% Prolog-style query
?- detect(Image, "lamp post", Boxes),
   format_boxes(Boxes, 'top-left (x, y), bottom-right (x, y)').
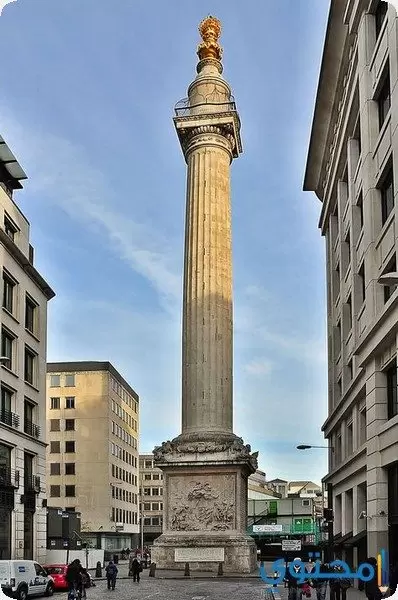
top-left (297, 444), bottom-right (334, 562)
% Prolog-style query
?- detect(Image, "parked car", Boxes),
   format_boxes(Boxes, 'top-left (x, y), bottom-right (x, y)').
top-left (43, 565), bottom-right (93, 591)
top-left (0, 560), bottom-right (54, 599)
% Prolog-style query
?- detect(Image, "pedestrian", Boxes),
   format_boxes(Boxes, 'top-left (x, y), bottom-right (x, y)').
top-left (130, 555), bottom-right (142, 583)
top-left (329, 564), bottom-right (350, 600)
top-left (364, 558), bottom-right (382, 600)
top-left (310, 561), bottom-right (329, 600)
top-left (285, 558), bottom-right (306, 600)
top-left (105, 560), bottom-right (118, 591)
top-left (66, 559), bottom-right (83, 600)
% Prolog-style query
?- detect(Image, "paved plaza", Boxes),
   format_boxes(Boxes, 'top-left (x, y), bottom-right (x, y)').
top-left (78, 575), bottom-right (367, 600)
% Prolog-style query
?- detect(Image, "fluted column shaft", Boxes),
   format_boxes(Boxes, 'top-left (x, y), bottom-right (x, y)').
top-left (181, 129), bottom-right (233, 435)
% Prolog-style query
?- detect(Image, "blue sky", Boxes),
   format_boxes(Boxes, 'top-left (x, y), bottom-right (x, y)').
top-left (0, 0), bottom-right (331, 482)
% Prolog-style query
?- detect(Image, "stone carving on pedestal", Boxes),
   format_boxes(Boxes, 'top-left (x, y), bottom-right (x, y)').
top-left (169, 480), bottom-right (235, 532)
top-left (153, 437), bottom-right (258, 471)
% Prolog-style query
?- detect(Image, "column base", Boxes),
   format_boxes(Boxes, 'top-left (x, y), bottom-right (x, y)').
top-left (151, 532), bottom-right (258, 573)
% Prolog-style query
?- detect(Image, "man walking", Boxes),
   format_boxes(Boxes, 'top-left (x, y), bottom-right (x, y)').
top-left (105, 560), bottom-right (118, 590)
top-left (130, 555), bottom-right (142, 583)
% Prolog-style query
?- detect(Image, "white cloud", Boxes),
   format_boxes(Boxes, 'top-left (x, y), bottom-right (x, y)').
top-left (244, 358), bottom-right (274, 376)
top-left (0, 108), bottom-right (181, 312)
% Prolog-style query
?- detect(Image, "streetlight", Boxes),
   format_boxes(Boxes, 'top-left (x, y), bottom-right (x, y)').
top-left (296, 444), bottom-right (334, 562)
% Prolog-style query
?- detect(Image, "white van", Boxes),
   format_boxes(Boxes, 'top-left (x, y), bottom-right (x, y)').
top-left (0, 561), bottom-right (54, 600)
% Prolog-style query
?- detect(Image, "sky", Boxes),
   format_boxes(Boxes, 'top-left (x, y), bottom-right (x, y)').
top-left (0, 0), bottom-right (331, 483)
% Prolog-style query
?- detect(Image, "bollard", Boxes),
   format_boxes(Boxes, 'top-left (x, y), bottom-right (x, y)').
top-left (217, 562), bottom-right (223, 577)
top-left (95, 561), bottom-right (102, 578)
top-left (184, 562), bottom-right (190, 577)
top-left (149, 562), bottom-right (156, 578)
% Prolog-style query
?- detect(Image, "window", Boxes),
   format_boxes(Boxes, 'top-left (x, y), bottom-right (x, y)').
top-left (152, 502), bottom-right (159, 511)
top-left (383, 256), bottom-right (397, 303)
top-left (50, 419), bottom-right (60, 432)
top-left (50, 485), bottom-right (60, 497)
top-left (345, 231), bottom-right (351, 273)
top-left (386, 359), bottom-right (398, 419)
top-left (358, 263), bottom-right (366, 304)
top-left (359, 408), bottom-right (367, 446)
top-left (143, 518), bottom-right (151, 526)
top-left (357, 192), bottom-right (364, 231)
top-left (25, 296), bottom-right (37, 335)
top-left (378, 68), bottom-right (391, 129)
top-left (380, 168), bottom-right (394, 225)
top-left (50, 441), bottom-right (60, 454)
top-left (144, 460), bottom-right (152, 469)
top-left (1, 328), bottom-right (14, 370)
top-left (152, 488), bottom-right (159, 496)
top-left (375, 1), bottom-right (388, 39)
top-left (50, 375), bottom-right (60, 387)
top-left (50, 397), bottom-right (60, 410)
top-left (302, 499), bottom-right (310, 507)
top-left (65, 485), bottom-right (75, 497)
top-left (1, 386), bottom-right (12, 414)
top-left (65, 463), bottom-right (75, 475)
top-left (346, 421), bottom-right (353, 457)
top-left (2, 272), bottom-right (15, 314)
top-left (151, 517), bottom-right (160, 526)
top-left (65, 419), bottom-right (75, 431)
top-left (143, 488), bottom-right (150, 496)
top-left (336, 434), bottom-right (342, 464)
top-left (24, 346), bottom-right (36, 386)
top-left (144, 474), bottom-right (151, 480)
top-left (65, 441), bottom-right (75, 453)
top-left (65, 374), bottom-right (75, 387)
top-left (65, 397), bottom-right (75, 409)
top-left (153, 474), bottom-right (160, 480)
top-left (24, 400), bottom-right (38, 438)
top-left (346, 295), bottom-right (352, 332)
top-left (4, 215), bottom-right (17, 241)
top-left (144, 502), bottom-right (151, 511)
top-left (50, 463), bottom-right (60, 476)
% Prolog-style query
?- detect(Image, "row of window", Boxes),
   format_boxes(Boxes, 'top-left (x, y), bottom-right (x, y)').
top-left (110, 442), bottom-right (137, 468)
top-left (332, 405), bottom-right (366, 468)
top-left (110, 506), bottom-right (137, 525)
top-left (111, 421), bottom-right (137, 449)
top-left (50, 396), bottom-right (75, 410)
top-left (49, 374), bottom-right (75, 388)
top-left (110, 376), bottom-right (137, 413)
top-left (50, 462), bottom-right (75, 476)
top-left (50, 418), bottom-right (75, 432)
top-left (143, 472), bottom-right (162, 481)
top-left (3, 270), bottom-right (39, 338)
top-left (1, 327), bottom-right (39, 387)
top-left (111, 400), bottom-right (138, 432)
top-left (1, 385), bottom-right (39, 437)
top-left (143, 487), bottom-right (163, 497)
top-left (50, 485), bottom-right (75, 497)
top-left (50, 441), bottom-right (75, 454)
top-left (140, 459), bottom-right (155, 470)
top-left (111, 486), bottom-right (138, 504)
top-left (111, 463), bottom-right (137, 486)
top-left (142, 502), bottom-right (163, 512)
top-left (143, 516), bottom-right (162, 527)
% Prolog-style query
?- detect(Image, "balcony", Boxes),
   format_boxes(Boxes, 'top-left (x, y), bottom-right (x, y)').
top-left (24, 420), bottom-right (40, 439)
top-left (174, 97), bottom-right (237, 118)
top-left (0, 409), bottom-right (20, 429)
top-left (24, 474), bottom-right (41, 493)
top-left (0, 467), bottom-right (20, 488)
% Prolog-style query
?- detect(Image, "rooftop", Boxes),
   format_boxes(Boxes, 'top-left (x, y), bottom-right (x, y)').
top-left (0, 134), bottom-right (27, 190)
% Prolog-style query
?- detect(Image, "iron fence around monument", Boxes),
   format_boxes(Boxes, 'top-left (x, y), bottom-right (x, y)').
top-left (174, 97), bottom-right (237, 117)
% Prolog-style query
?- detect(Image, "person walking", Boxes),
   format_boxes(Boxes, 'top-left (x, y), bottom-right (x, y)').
top-left (105, 560), bottom-right (118, 590)
top-left (130, 555), bottom-right (142, 583)
top-left (364, 558), bottom-right (383, 600)
top-left (329, 564), bottom-right (350, 600)
top-left (66, 559), bottom-right (83, 600)
top-left (285, 558), bottom-right (306, 600)
top-left (310, 561), bottom-right (330, 600)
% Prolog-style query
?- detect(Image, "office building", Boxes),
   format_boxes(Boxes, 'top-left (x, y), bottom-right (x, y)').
top-left (304, 0), bottom-right (398, 566)
top-left (0, 135), bottom-right (55, 561)
top-left (139, 454), bottom-right (163, 546)
top-left (46, 361), bottom-right (140, 551)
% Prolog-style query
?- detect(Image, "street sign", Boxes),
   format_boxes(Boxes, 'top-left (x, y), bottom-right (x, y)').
top-left (282, 540), bottom-right (302, 551)
top-left (253, 524), bottom-right (283, 533)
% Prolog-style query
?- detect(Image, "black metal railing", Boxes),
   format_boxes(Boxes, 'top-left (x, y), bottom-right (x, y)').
top-left (24, 475), bottom-right (40, 493)
top-left (24, 420), bottom-right (40, 439)
top-left (0, 467), bottom-right (20, 488)
top-left (0, 409), bottom-right (20, 429)
top-left (174, 96), bottom-right (237, 117)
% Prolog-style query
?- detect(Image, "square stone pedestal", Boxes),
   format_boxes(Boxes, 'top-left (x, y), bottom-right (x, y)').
top-left (151, 435), bottom-right (258, 574)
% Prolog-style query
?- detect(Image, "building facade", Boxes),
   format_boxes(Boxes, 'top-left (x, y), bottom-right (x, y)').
top-left (139, 454), bottom-right (163, 546)
top-left (304, 0), bottom-right (398, 566)
top-left (0, 135), bottom-right (55, 561)
top-left (46, 362), bottom-right (140, 551)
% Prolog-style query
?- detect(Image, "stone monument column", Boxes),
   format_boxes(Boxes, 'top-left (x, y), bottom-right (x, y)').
top-left (151, 16), bottom-right (258, 574)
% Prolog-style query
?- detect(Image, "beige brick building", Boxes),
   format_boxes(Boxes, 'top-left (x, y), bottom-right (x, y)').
top-left (139, 454), bottom-right (163, 546)
top-left (46, 362), bottom-right (140, 551)
top-left (304, 0), bottom-right (398, 566)
top-left (0, 135), bottom-right (55, 562)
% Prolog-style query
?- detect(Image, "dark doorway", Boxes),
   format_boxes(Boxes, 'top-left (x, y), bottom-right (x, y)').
top-left (24, 510), bottom-right (34, 559)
